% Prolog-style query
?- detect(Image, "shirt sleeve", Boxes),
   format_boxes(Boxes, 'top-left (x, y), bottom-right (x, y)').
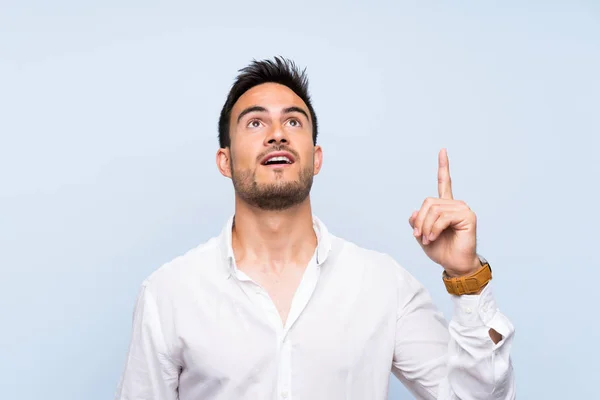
top-left (391, 267), bottom-right (516, 400)
top-left (114, 283), bottom-right (180, 400)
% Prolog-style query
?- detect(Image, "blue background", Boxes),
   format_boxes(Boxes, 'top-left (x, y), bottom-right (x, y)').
top-left (1, 1), bottom-right (599, 399)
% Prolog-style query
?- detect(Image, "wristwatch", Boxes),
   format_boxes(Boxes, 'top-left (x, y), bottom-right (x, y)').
top-left (442, 255), bottom-right (492, 296)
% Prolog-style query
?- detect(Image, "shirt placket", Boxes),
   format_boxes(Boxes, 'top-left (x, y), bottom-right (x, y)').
top-left (277, 259), bottom-right (321, 400)
top-left (233, 257), bottom-right (321, 400)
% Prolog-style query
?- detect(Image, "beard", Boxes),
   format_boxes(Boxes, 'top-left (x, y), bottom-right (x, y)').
top-left (231, 160), bottom-right (314, 211)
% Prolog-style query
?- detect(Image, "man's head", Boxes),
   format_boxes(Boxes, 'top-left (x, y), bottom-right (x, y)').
top-left (216, 57), bottom-right (323, 211)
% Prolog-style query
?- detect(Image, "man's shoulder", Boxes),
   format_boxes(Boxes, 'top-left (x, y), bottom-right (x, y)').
top-left (331, 235), bottom-right (425, 296)
top-left (141, 234), bottom-right (224, 294)
top-left (333, 235), bottom-right (411, 277)
top-left (334, 236), bottom-right (391, 262)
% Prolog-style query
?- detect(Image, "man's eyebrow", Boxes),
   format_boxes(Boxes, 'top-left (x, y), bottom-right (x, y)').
top-left (236, 105), bottom-right (311, 124)
top-left (283, 106), bottom-right (310, 122)
top-left (236, 106), bottom-right (268, 124)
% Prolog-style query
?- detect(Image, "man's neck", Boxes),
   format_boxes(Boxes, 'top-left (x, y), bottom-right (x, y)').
top-left (231, 198), bottom-right (317, 271)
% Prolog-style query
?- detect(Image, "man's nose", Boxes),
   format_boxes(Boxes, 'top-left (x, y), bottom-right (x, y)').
top-left (266, 124), bottom-right (289, 145)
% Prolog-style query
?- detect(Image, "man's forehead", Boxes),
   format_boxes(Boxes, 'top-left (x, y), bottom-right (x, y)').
top-left (232, 83), bottom-right (308, 114)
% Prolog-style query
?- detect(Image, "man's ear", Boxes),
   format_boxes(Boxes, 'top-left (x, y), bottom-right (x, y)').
top-left (313, 145), bottom-right (323, 176)
top-left (216, 147), bottom-right (232, 178)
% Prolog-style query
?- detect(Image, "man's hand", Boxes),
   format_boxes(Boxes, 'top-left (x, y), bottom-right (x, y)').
top-left (408, 149), bottom-right (480, 277)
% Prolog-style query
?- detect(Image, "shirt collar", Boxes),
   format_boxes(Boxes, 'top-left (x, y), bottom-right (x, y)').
top-left (218, 215), bottom-right (332, 278)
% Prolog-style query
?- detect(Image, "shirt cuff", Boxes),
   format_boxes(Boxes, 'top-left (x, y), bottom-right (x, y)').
top-left (451, 283), bottom-right (498, 327)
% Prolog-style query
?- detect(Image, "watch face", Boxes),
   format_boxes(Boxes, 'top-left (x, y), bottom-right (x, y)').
top-left (477, 255), bottom-right (491, 273)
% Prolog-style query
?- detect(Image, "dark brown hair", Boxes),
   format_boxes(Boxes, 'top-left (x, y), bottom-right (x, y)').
top-left (218, 56), bottom-right (318, 148)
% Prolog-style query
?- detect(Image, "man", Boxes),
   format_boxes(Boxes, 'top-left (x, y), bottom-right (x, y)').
top-left (115, 57), bottom-right (515, 399)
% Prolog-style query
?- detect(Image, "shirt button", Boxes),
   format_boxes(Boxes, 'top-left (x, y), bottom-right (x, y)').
top-left (465, 307), bottom-right (473, 314)
top-left (281, 390), bottom-right (289, 399)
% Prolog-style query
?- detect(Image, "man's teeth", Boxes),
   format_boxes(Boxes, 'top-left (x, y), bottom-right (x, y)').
top-left (266, 156), bottom-right (291, 163)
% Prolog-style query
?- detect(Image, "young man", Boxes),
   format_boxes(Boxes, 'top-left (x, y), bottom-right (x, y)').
top-left (115, 57), bottom-right (515, 399)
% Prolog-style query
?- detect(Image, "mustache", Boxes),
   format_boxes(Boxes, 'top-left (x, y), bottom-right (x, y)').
top-left (256, 145), bottom-right (300, 163)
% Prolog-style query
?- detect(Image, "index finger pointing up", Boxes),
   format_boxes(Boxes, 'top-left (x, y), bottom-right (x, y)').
top-left (438, 148), bottom-right (453, 199)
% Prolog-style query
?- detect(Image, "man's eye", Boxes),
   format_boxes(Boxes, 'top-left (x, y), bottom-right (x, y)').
top-left (248, 120), bottom-right (262, 128)
top-left (286, 119), bottom-right (301, 127)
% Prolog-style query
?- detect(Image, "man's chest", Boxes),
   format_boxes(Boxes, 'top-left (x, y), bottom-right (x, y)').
top-left (237, 264), bottom-right (307, 325)
top-left (259, 278), bottom-right (306, 326)
top-left (170, 269), bottom-right (398, 383)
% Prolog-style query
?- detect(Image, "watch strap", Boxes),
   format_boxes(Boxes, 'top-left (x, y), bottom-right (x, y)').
top-left (443, 258), bottom-right (492, 296)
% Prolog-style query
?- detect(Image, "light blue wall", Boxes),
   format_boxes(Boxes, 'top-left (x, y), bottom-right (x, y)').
top-left (1, 1), bottom-right (598, 399)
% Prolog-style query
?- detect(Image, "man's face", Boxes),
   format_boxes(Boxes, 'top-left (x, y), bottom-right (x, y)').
top-left (217, 83), bottom-right (322, 210)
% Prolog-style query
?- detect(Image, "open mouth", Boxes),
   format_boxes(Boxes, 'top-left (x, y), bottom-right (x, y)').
top-left (261, 152), bottom-right (295, 166)
top-left (263, 156), bottom-right (292, 165)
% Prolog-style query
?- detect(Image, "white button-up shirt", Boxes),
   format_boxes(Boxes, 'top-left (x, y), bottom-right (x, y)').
top-left (115, 216), bottom-right (515, 400)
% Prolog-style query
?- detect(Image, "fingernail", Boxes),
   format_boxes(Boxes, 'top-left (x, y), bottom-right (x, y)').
top-left (422, 237), bottom-right (429, 245)
top-left (413, 228), bottom-right (419, 236)
top-left (428, 233), bottom-right (435, 241)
